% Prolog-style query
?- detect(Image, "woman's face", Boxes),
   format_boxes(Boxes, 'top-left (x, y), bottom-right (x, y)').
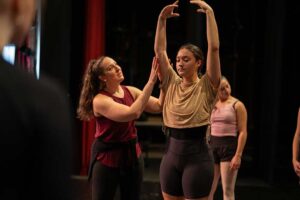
top-left (218, 79), bottom-right (231, 101)
top-left (176, 48), bottom-right (200, 78)
top-left (99, 57), bottom-right (124, 84)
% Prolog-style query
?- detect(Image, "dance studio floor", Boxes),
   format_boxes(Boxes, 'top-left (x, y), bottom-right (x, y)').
top-left (71, 157), bottom-right (300, 200)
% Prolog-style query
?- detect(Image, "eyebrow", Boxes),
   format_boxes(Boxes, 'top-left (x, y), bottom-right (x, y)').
top-left (176, 56), bottom-right (189, 60)
top-left (107, 62), bottom-right (117, 67)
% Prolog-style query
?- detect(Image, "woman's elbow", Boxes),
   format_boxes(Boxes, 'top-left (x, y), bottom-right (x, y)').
top-left (133, 111), bottom-right (143, 120)
top-left (153, 102), bottom-right (164, 113)
top-left (155, 50), bottom-right (165, 58)
top-left (157, 104), bottom-right (163, 113)
top-left (209, 45), bottom-right (219, 52)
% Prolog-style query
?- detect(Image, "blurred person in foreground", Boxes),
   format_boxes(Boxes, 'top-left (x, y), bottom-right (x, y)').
top-left (0, 0), bottom-right (73, 199)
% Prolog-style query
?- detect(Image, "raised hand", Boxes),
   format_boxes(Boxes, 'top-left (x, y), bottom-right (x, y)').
top-left (159, 0), bottom-right (180, 20)
top-left (148, 57), bottom-right (159, 84)
top-left (190, 0), bottom-right (213, 13)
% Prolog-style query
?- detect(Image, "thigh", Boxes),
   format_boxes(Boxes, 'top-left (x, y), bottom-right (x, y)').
top-left (119, 157), bottom-right (144, 200)
top-left (211, 146), bottom-right (221, 164)
top-left (92, 161), bottom-right (119, 200)
top-left (182, 154), bottom-right (214, 199)
top-left (220, 162), bottom-right (238, 190)
top-left (160, 152), bottom-right (183, 197)
top-left (210, 136), bottom-right (237, 163)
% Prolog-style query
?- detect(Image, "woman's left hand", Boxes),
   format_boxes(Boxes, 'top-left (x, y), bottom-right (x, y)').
top-left (230, 155), bottom-right (241, 170)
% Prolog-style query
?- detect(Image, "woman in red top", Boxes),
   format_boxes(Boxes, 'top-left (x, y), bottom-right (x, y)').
top-left (77, 56), bottom-right (163, 200)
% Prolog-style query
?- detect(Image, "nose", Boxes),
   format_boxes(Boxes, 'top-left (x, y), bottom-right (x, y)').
top-left (177, 59), bottom-right (183, 66)
top-left (177, 62), bottom-right (183, 68)
top-left (114, 64), bottom-right (121, 71)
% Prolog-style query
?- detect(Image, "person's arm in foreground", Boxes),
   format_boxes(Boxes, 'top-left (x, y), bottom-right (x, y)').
top-left (292, 108), bottom-right (300, 177)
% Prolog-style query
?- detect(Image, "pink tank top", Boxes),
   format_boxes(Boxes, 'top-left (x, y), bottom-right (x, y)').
top-left (210, 101), bottom-right (238, 137)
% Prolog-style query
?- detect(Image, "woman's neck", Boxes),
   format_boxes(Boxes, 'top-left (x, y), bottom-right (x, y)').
top-left (219, 95), bottom-right (232, 103)
top-left (105, 84), bottom-right (122, 96)
top-left (181, 76), bottom-right (199, 87)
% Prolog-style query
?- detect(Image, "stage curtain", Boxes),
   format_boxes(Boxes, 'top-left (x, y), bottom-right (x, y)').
top-left (80, 0), bottom-right (105, 175)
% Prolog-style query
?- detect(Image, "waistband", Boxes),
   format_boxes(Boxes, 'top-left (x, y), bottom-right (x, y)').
top-left (166, 125), bottom-right (208, 140)
top-left (88, 138), bottom-right (138, 181)
top-left (209, 135), bottom-right (237, 147)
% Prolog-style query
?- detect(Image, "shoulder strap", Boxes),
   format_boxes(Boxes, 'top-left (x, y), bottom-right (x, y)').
top-left (122, 85), bottom-right (135, 102)
top-left (232, 100), bottom-right (239, 109)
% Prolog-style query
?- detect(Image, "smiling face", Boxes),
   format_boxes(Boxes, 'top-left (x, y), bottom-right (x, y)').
top-left (218, 78), bottom-right (231, 102)
top-left (176, 48), bottom-right (200, 78)
top-left (99, 57), bottom-right (124, 84)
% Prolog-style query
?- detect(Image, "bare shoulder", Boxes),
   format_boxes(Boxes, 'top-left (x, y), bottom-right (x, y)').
top-left (126, 85), bottom-right (142, 99)
top-left (228, 96), bottom-right (239, 105)
top-left (93, 93), bottom-right (112, 106)
top-left (235, 100), bottom-right (247, 113)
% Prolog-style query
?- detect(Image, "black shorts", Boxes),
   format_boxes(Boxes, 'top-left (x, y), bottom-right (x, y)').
top-left (209, 136), bottom-right (237, 164)
top-left (91, 157), bottom-right (144, 200)
top-left (160, 127), bottom-right (214, 199)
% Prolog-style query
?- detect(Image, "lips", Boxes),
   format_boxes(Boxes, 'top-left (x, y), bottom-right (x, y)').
top-left (177, 68), bottom-right (184, 73)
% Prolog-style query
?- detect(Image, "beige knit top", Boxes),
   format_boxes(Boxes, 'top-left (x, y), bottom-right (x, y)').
top-left (161, 67), bottom-right (217, 128)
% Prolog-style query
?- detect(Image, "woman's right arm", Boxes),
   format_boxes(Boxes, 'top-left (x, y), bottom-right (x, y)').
top-left (292, 108), bottom-right (300, 177)
top-left (154, 1), bottom-right (179, 82)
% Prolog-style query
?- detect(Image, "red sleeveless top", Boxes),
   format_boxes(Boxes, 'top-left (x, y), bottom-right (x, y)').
top-left (95, 86), bottom-right (142, 167)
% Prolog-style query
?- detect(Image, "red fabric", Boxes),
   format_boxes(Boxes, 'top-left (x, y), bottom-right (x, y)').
top-left (80, 0), bottom-right (105, 175)
top-left (95, 86), bottom-right (141, 167)
top-left (96, 86), bottom-right (136, 141)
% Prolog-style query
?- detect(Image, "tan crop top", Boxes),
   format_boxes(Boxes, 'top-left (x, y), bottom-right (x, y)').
top-left (161, 67), bottom-right (217, 128)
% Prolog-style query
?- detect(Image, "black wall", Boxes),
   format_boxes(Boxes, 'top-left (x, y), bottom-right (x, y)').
top-left (104, 0), bottom-right (300, 185)
top-left (43, 0), bottom-right (300, 183)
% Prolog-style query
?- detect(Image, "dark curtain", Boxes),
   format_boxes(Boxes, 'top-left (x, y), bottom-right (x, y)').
top-left (40, 0), bottom-right (71, 91)
top-left (80, 0), bottom-right (105, 175)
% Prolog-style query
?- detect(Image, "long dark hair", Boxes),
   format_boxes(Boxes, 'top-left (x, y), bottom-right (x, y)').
top-left (77, 56), bottom-right (107, 121)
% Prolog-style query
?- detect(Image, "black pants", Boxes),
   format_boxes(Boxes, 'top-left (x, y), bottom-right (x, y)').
top-left (91, 157), bottom-right (144, 200)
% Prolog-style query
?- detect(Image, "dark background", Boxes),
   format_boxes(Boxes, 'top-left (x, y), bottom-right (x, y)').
top-left (40, 0), bottom-right (300, 186)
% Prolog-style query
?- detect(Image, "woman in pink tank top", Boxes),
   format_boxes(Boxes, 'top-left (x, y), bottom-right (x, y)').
top-left (208, 77), bottom-right (248, 200)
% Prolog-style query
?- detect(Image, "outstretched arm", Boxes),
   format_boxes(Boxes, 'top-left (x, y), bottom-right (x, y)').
top-left (292, 108), bottom-right (300, 177)
top-left (143, 90), bottom-right (165, 114)
top-left (190, 0), bottom-right (221, 87)
top-left (132, 57), bottom-right (165, 114)
top-left (154, 1), bottom-right (179, 82)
